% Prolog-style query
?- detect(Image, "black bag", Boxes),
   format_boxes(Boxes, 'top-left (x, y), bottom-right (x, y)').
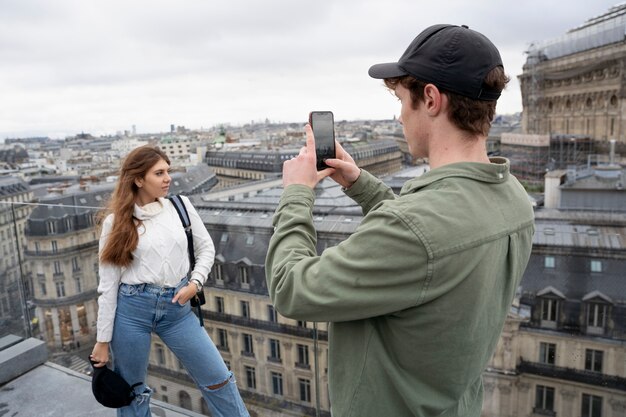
top-left (168, 194), bottom-right (206, 325)
top-left (91, 360), bottom-right (142, 408)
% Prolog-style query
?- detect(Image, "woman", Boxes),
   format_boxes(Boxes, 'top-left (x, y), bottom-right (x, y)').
top-left (90, 145), bottom-right (249, 417)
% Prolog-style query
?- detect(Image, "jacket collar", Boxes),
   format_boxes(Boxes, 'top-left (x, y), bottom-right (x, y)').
top-left (400, 157), bottom-right (511, 195)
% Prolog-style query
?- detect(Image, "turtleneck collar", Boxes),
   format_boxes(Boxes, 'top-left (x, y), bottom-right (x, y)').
top-left (133, 198), bottom-right (165, 220)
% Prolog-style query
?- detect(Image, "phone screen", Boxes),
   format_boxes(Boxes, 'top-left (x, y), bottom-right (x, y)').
top-left (309, 111), bottom-right (335, 170)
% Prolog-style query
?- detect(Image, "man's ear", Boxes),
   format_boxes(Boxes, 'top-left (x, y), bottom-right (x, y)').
top-left (423, 84), bottom-right (443, 116)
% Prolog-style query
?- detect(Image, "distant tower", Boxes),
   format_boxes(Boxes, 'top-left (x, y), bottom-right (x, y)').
top-left (170, 124), bottom-right (175, 133)
top-left (132, 125), bottom-right (136, 136)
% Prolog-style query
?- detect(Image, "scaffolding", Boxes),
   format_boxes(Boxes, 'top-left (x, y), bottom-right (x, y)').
top-left (527, 3), bottom-right (626, 60)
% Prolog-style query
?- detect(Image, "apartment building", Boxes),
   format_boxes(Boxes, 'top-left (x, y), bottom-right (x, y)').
top-left (24, 185), bottom-right (112, 349)
top-left (0, 177), bottom-right (34, 336)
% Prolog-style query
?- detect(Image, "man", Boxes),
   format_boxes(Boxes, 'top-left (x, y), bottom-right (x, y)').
top-left (265, 24), bottom-right (534, 417)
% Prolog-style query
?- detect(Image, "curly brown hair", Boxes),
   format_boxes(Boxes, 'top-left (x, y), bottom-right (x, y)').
top-left (99, 145), bottom-right (170, 267)
top-left (384, 66), bottom-right (510, 137)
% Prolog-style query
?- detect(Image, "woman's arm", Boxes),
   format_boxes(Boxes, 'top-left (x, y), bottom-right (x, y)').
top-left (95, 215), bottom-right (122, 342)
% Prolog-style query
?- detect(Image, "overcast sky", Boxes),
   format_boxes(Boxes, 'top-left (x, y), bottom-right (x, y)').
top-left (0, 0), bottom-right (621, 140)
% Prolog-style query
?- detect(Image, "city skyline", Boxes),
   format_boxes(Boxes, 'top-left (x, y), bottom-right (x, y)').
top-left (0, 0), bottom-right (619, 140)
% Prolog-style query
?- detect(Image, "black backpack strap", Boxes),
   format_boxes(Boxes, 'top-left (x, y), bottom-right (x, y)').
top-left (168, 195), bottom-right (195, 270)
top-left (168, 195), bottom-right (203, 327)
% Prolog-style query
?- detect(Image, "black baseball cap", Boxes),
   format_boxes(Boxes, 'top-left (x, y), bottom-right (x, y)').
top-left (368, 24), bottom-right (503, 101)
top-left (91, 360), bottom-right (142, 408)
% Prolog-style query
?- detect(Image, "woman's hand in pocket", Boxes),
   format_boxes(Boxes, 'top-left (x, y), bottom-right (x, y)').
top-left (172, 283), bottom-right (197, 305)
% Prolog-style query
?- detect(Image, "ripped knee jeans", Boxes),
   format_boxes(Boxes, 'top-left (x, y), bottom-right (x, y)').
top-left (111, 281), bottom-right (249, 417)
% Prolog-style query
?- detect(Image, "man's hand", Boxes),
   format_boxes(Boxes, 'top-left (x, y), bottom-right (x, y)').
top-left (282, 124), bottom-right (334, 189)
top-left (324, 140), bottom-right (361, 189)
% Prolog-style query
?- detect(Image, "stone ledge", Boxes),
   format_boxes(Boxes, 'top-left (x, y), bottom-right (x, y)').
top-left (0, 335), bottom-right (48, 384)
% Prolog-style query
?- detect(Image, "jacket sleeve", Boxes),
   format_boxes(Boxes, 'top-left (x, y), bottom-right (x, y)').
top-left (96, 215), bottom-right (121, 343)
top-left (344, 169), bottom-right (396, 215)
top-left (182, 195), bottom-right (215, 285)
top-left (265, 184), bottom-right (429, 322)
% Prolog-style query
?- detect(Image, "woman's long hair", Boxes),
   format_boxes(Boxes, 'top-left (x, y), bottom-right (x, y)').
top-left (99, 145), bottom-right (170, 266)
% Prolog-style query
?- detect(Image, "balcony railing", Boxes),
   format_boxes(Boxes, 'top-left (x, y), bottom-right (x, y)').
top-left (518, 360), bottom-right (626, 391)
top-left (203, 310), bottom-right (329, 341)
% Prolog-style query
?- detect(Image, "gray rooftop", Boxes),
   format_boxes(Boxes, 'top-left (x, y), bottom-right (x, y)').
top-left (0, 335), bottom-right (202, 417)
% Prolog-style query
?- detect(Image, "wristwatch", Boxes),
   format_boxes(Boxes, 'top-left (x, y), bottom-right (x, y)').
top-left (190, 278), bottom-right (202, 292)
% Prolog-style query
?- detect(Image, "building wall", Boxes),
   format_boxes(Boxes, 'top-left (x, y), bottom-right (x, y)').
top-left (0, 180), bottom-right (34, 335)
top-left (519, 41), bottom-right (625, 143)
top-left (26, 224), bottom-right (100, 349)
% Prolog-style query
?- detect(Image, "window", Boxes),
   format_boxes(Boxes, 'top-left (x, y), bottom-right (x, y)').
top-left (217, 329), bottom-right (229, 350)
top-left (156, 344), bottom-right (166, 365)
top-left (47, 221), bottom-right (56, 234)
top-left (53, 261), bottom-right (62, 274)
top-left (534, 385), bottom-right (555, 413)
top-left (539, 342), bottom-right (556, 365)
top-left (215, 296), bottom-right (224, 313)
top-left (239, 266), bottom-right (249, 285)
top-left (178, 391), bottom-right (192, 410)
top-left (213, 263), bottom-right (223, 282)
top-left (271, 372), bottom-right (283, 396)
top-left (35, 242), bottom-right (40, 254)
top-left (75, 277), bottom-right (81, 293)
top-left (581, 394), bottom-right (602, 417)
top-left (299, 378), bottom-right (312, 402)
top-left (297, 344), bottom-right (310, 368)
top-left (544, 256), bottom-right (555, 268)
top-left (55, 281), bottom-right (66, 297)
top-left (585, 349), bottom-right (603, 373)
top-left (269, 339), bottom-right (281, 362)
top-left (51, 241), bottom-right (58, 253)
top-left (590, 260), bottom-right (602, 273)
top-left (241, 301), bottom-right (250, 318)
top-left (39, 282), bottom-right (47, 296)
top-left (587, 303), bottom-right (607, 329)
top-left (297, 320), bottom-right (307, 328)
top-left (242, 333), bottom-right (254, 356)
top-left (71, 257), bottom-right (80, 272)
top-left (244, 366), bottom-right (256, 389)
top-left (268, 305), bottom-right (278, 323)
top-left (541, 298), bottom-right (559, 323)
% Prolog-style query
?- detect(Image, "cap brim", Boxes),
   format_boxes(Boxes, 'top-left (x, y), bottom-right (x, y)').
top-left (368, 62), bottom-right (408, 79)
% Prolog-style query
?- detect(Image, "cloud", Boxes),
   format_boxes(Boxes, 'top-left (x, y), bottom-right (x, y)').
top-left (0, 0), bottom-right (620, 138)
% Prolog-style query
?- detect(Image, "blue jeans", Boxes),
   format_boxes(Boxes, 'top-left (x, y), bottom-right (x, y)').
top-left (111, 279), bottom-right (249, 417)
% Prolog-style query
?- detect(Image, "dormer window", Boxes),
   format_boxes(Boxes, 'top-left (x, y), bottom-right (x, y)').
top-left (541, 298), bottom-right (559, 323)
top-left (587, 303), bottom-right (607, 328)
top-left (537, 286), bottom-right (566, 329)
top-left (583, 291), bottom-right (611, 335)
top-left (235, 257), bottom-right (252, 289)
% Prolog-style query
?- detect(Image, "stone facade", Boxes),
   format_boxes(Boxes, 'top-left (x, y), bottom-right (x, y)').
top-left (0, 177), bottom-right (34, 337)
top-left (519, 5), bottom-right (626, 144)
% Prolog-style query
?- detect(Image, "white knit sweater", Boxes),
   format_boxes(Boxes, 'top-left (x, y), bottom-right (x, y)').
top-left (96, 196), bottom-right (215, 342)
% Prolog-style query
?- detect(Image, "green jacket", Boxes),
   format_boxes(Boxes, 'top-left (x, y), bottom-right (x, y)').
top-left (265, 158), bottom-right (534, 417)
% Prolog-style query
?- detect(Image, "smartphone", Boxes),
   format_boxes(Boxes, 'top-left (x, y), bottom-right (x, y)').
top-left (309, 111), bottom-right (336, 170)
